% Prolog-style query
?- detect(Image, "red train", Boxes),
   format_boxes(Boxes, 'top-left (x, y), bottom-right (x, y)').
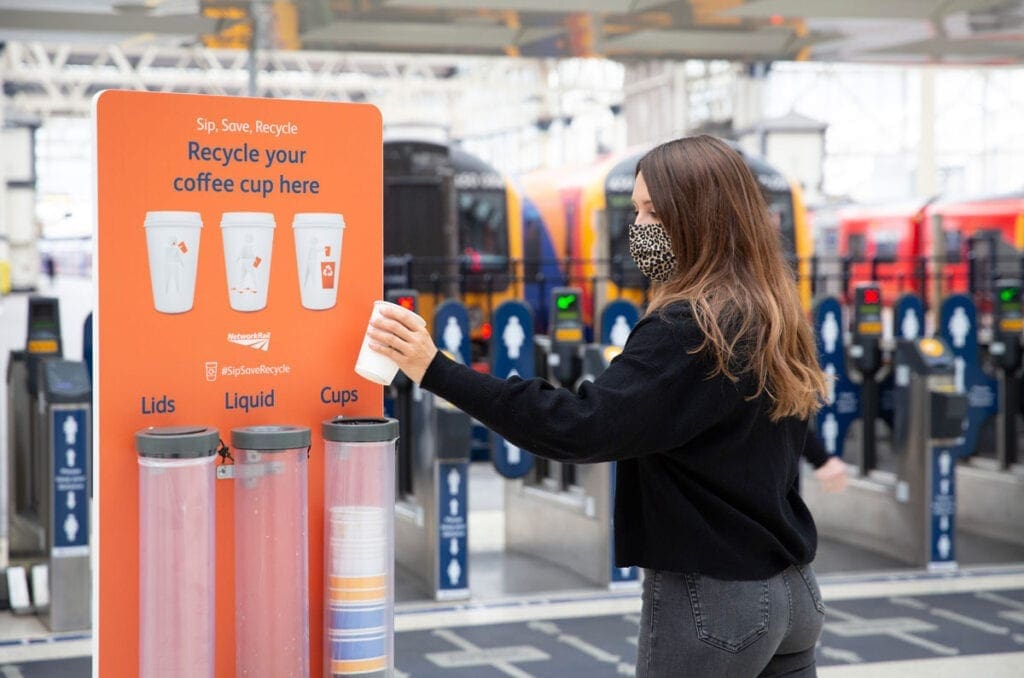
top-left (836, 192), bottom-right (1024, 307)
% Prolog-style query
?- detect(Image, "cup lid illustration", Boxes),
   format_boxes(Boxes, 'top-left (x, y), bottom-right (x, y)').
top-left (144, 211), bottom-right (203, 228)
top-left (293, 212), bottom-right (345, 229)
top-left (221, 211), bottom-right (276, 228)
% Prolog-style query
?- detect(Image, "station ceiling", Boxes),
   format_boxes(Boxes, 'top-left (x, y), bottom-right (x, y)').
top-left (1, 0), bottom-right (1024, 64)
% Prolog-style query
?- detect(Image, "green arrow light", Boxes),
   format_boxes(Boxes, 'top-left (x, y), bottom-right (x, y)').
top-left (557, 294), bottom-right (577, 311)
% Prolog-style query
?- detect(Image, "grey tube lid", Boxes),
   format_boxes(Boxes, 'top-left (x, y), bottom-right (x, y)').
top-left (136, 425), bottom-right (219, 459)
top-left (322, 417), bottom-right (398, 443)
top-left (231, 425), bottom-right (311, 451)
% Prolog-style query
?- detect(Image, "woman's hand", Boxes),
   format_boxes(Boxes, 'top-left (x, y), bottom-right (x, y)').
top-left (367, 304), bottom-right (439, 384)
top-left (813, 456), bottom-right (849, 493)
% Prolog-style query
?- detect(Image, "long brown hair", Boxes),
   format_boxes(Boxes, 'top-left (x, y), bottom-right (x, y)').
top-left (637, 135), bottom-right (825, 420)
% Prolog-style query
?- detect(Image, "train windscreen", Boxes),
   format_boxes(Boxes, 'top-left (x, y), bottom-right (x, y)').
top-left (453, 155), bottom-right (511, 292)
top-left (384, 141), bottom-right (450, 290)
top-left (385, 182), bottom-right (445, 260)
top-left (384, 181), bottom-right (447, 288)
top-left (459, 189), bottom-right (509, 266)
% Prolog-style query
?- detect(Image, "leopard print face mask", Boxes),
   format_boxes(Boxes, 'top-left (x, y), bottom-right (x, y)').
top-left (628, 222), bottom-right (678, 282)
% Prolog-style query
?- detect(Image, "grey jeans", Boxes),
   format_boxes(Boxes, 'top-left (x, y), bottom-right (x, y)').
top-left (637, 564), bottom-right (825, 677)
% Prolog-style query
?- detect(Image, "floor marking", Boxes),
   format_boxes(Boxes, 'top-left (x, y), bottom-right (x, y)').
top-left (888, 631), bottom-right (960, 656)
top-left (397, 592), bottom-right (641, 631)
top-left (559, 634), bottom-right (619, 663)
top-left (817, 651), bottom-right (1024, 677)
top-left (825, 606), bottom-right (958, 656)
top-left (820, 646), bottom-right (863, 663)
top-left (930, 608), bottom-right (1009, 635)
top-left (826, 617), bottom-right (937, 636)
top-left (528, 619), bottom-right (635, 675)
top-left (0, 639), bottom-right (91, 664)
top-left (429, 628), bottom-right (544, 677)
top-left (889, 596), bottom-right (929, 610)
top-left (976, 591), bottom-right (1024, 610)
top-left (432, 629), bottom-right (478, 651)
top-left (822, 571), bottom-right (1024, 602)
top-left (891, 595), bottom-right (1012, 635)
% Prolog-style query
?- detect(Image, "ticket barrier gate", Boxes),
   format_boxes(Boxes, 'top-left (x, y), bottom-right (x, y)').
top-left (8, 359), bottom-right (91, 629)
top-left (504, 288), bottom-right (639, 589)
top-left (7, 297), bottom-right (64, 560)
top-left (805, 337), bottom-right (967, 568)
top-left (388, 289), bottom-right (474, 600)
top-left (848, 283), bottom-right (886, 473)
top-left (394, 387), bottom-right (473, 600)
top-left (956, 280), bottom-right (1024, 546)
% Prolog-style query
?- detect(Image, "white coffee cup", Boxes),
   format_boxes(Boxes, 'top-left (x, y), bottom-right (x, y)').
top-left (143, 211), bottom-right (203, 314)
top-left (292, 212), bottom-right (345, 310)
top-left (220, 212), bottom-right (276, 312)
top-left (354, 301), bottom-right (426, 385)
top-left (330, 545), bottom-right (387, 577)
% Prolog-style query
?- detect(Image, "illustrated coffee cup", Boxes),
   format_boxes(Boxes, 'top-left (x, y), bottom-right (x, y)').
top-left (292, 212), bottom-right (345, 310)
top-left (354, 301), bottom-right (427, 385)
top-left (143, 211), bottom-right (203, 314)
top-left (220, 212), bottom-right (276, 312)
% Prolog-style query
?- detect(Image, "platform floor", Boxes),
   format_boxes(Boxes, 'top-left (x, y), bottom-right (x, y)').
top-left (3, 569), bottom-right (1024, 677)
top-left (4, 463), bottom-right (1024, 677)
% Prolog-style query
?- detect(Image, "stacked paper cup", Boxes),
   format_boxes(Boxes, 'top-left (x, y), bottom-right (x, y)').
top-left (322, 417), bottom-right (398, 678)
top-left (327, 506), bottom-right (387, 675)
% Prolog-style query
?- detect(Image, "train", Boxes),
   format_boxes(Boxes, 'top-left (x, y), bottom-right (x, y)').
top-left (383, 138), bottom-right (815, 363)
top-left (383, 139), bottom-right (561, 362)
top-left (520, 145), bottom-right (814, 331)
top-left (836, 192), bottom-right (1024, 307)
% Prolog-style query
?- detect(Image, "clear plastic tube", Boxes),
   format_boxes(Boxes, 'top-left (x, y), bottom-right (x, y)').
top-left (323, 433), bottom-right (396, 678)
top-left (138, 455), bottom-right (215, 678)
top-left (234, 445), bottom-right (310, 677)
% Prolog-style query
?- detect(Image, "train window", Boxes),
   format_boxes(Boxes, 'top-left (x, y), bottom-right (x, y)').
top-left (523, 217), bottom-right (543, 279)
top-left (606, 195), bottom-right (646, 288)
top-left (973, 228), bottom-right (1019, 280)
top-left (847, 234), bottom-right (867, 262)
top-left (764, 192), bottom-right (797, 264)
top-left (944, 230), bottom-right (961, 263)
top-left (459, 190), bottom-right (507, 255)
top-left (874, 231), bottom-right (900, 263)
top-left (458, 189), bottom-right (510, 292)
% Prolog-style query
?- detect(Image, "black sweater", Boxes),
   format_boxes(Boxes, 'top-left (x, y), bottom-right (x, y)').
top-left (420, 302), bottom-right (818, 580)
top-left (803, 426), bottom-right (831, 469)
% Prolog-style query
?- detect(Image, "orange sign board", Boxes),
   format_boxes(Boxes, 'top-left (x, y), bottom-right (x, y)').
top-left (94, 90), bottom-right (382, 677)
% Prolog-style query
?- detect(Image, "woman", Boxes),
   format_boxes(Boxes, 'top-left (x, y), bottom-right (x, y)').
top-left (369, 135), bottom-right (828, 677)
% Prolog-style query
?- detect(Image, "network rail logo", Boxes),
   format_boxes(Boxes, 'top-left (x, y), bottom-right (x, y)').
top-left (228, 331), bottom-right (271, 351)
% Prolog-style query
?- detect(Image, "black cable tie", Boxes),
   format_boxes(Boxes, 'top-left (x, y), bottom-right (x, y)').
top-left (216, 438), bottom-right (233, 465)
